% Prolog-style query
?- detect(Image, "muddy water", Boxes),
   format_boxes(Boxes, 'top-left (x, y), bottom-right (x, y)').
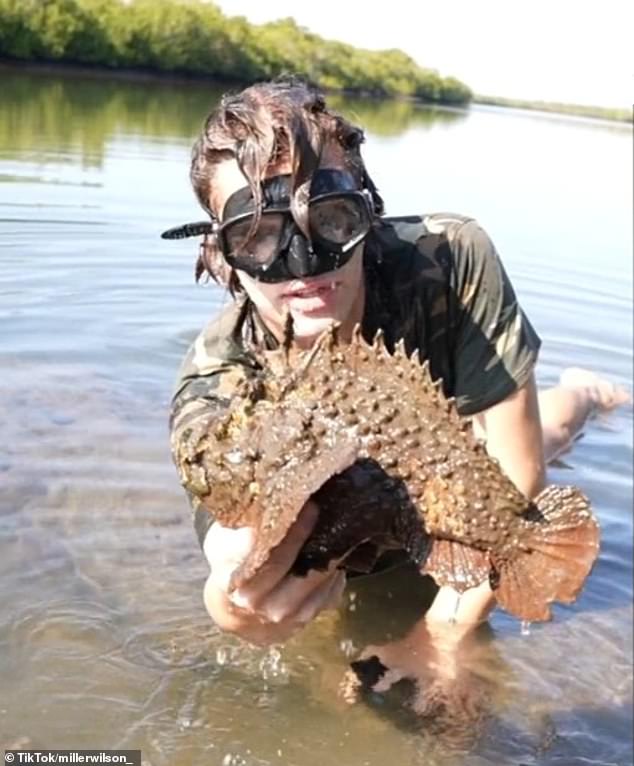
top-left (1, 67), bottom-right (632, 765)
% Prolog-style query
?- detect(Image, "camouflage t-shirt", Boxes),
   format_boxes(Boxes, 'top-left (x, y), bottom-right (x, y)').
top-left (170, 213), bottom-right (541, 548)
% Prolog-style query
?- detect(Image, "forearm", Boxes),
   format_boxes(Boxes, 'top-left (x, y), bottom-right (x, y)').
top-left (490, 439), bottom-right (546, 499)
top-left (472, 373), bottom-right (546, 499)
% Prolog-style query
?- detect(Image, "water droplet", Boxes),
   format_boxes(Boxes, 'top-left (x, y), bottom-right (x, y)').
top-left (222, 754), bottom-right (247, 766)
top-left (339, 638), bottom-right (357, 657)
top-left (448, 592), bottom-right (462, 624)
top-left (521, 620), bottom-right (532, 636)
top-left (259, 646), bottom-right (289, 682)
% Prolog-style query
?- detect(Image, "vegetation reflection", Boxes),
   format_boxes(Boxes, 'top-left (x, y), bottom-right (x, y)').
top-left (0, 69), bottom-right (467, 166)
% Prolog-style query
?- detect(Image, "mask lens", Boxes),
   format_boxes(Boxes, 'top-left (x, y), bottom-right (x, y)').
top-left (309, 196), bottom-right (369, 246)
top-left (223, 212), bottom-right (286, 265)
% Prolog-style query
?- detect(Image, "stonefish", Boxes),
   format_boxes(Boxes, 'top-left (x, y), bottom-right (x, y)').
top-left (180, 325), bottom-right (600, 621)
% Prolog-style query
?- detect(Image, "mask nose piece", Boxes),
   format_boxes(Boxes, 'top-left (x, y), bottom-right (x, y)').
top-left (285, 232), bottom-right (317, 278)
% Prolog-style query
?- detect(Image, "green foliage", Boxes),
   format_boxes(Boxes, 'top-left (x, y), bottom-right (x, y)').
top-left (0, 0), bottom-right (472, 105)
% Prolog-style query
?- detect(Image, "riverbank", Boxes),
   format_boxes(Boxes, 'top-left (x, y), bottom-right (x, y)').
top-left (0, 0), bottom-right (470, 104)
top-left (3, 58), bottom-right (629, 127)
top-left (474, 94), bottom-right (631, 124)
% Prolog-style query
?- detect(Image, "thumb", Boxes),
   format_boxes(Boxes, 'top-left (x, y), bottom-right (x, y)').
top-left (204, 523), bottom-right (255, 591)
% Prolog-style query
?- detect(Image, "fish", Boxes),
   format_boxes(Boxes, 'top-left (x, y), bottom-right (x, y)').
top-left (179, 325), bottom-right (600, 622)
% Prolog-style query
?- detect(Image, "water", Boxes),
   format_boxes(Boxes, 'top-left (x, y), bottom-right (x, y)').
top-left (1, 66), bottom-right (632, 765)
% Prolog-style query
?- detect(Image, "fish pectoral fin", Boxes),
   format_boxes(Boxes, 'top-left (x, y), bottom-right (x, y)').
top-left (420, 539), bottom-right (491, 592)
top-left (492, 485), bottom-right (599, 622)
top-left (229, 435), bottom-right (360, 591)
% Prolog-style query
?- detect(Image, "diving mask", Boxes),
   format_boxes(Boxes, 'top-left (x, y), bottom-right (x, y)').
top-left (161, 169), bottom-right (374, 283)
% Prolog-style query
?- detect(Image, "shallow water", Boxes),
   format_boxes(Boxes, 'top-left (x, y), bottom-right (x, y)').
top-left (1, 67), bottom-right (632, 765)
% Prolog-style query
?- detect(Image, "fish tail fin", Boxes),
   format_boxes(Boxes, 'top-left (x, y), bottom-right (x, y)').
top-left (492, 486), bottom-right (600, 621)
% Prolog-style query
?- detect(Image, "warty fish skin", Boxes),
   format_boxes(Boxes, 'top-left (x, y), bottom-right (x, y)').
top-left (176, 325), bottom-right (600, 622)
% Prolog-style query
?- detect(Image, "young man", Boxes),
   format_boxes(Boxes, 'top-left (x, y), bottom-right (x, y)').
top-left (164, 77), bottom-right (627, 649)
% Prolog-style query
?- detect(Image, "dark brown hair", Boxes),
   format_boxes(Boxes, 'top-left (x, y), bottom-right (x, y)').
top-left (190, 75), bottom-right (383, 291)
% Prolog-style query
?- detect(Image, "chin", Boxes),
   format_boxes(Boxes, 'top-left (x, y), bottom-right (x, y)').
top-left (289, 313), bottom-right (339, 346)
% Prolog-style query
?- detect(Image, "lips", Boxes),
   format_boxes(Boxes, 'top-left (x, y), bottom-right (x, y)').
top-left (283, 279), bottom-right (340, 316)
top-left (283, 279), bottom-right (338, 298)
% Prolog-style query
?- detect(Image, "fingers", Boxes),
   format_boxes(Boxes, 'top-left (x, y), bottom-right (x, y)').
top-left (295, 569), bottom-right (346, 623)
top-left (203, 573), bottom-right (308, 645)
top-left (228, 500), bottom-right (320, 609)
top-left (201, 499), bottom-right (344, 638)
top-left (260, 565), bottom-right (344, 623)
top-left (203, 500), bottom-right (318, 596)
top-left (204, 568), bottom-right (345, 645)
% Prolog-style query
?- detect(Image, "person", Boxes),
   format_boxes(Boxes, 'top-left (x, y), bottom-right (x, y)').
top-left (163, 76), bottom-right (629, 653)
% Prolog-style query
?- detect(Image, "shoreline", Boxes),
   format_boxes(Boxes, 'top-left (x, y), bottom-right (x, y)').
top-left (0, 57), bottom-right (468, 111)
top-left (1, 58), bottom-right (630, 124)
top-left (473, 94), bottom-right (630, 124)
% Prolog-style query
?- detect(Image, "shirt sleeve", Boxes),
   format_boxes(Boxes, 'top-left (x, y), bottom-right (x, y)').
top-left (448, 219), bottom-right (541, 416)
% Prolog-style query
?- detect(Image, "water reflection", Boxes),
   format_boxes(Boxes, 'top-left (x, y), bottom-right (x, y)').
top-left (328, 94), bottom-right (468, 136)
top-left (336, 573), bottom-right (510, 754)
top-left (0, 66), bottom-right (224, 166)
top-left (0, 65), bottom-right (467, 168)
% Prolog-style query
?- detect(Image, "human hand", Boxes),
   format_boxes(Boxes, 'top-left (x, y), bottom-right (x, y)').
top-left (202, 500), bottom-right (346, 644)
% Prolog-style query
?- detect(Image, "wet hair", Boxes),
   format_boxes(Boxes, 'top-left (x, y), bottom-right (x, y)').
top-left (190, 75), bottom-right (384, 291)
